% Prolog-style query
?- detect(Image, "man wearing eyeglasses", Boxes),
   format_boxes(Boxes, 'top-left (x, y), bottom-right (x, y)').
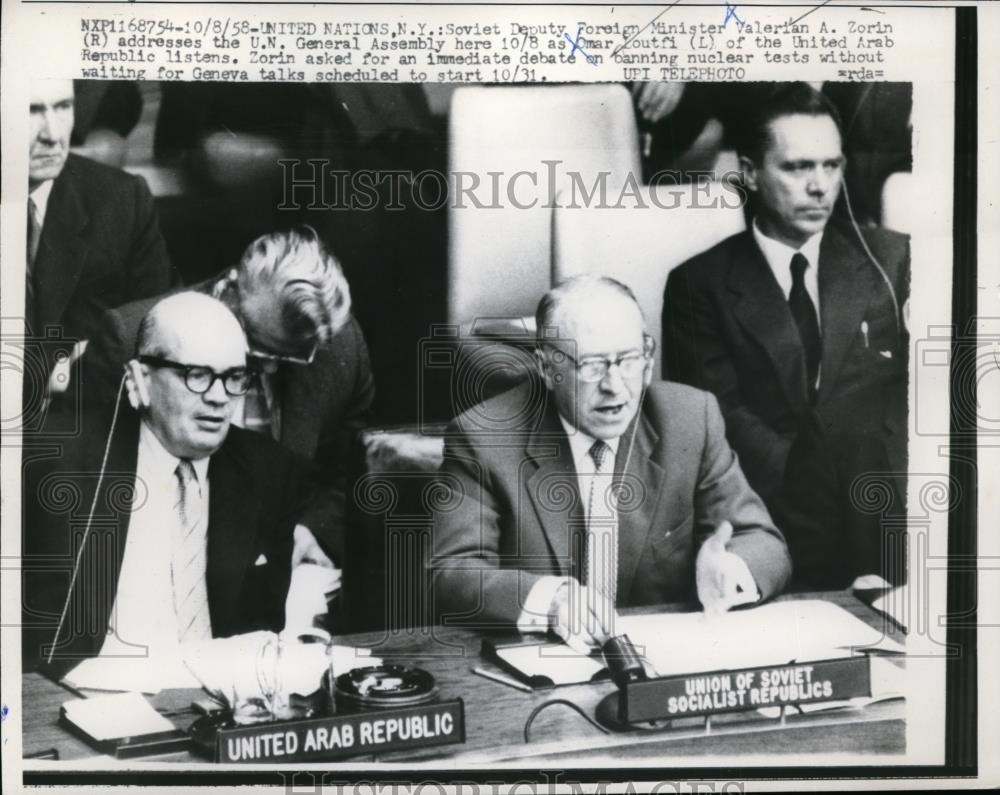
top-left (23, 293), bottom-right (301, 676)
top-left (431, 276), bottom-right (790, 653)
top-left (75, 227), bottom-right (373, 587)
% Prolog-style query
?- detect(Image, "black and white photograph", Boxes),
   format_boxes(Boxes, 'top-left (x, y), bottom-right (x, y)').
top-left (1, 1), bottom-right (994, 790)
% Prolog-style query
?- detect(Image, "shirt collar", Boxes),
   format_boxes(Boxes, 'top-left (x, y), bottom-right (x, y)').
top-left (752, 218), bottom-right (823, 273)
top-left (29, 179), bottom-right (55, 225)
top-left (557, 413), bottom-right (620, 468)
top-left (138, 420), bottom-right (211, 485)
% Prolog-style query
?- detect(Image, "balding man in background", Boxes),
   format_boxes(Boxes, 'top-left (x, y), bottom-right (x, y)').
top-left (25, 79), bottom-right (176, 409)
top-left (23, 294), bottom-right (301, 677)
top-left (432, 276), bottom-right (790, 653)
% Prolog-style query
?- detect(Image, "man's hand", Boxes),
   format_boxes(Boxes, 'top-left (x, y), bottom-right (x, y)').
top-left (291, 524), bottom-right (335, 569)
top-left (632, 82), bottom-right (685, 125)
top-left (549, 580), bottom-right (615, 655)
top-left (696, 521), bottom-right (760, 615)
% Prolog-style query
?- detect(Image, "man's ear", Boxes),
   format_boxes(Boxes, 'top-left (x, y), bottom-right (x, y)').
top-left (642, 356), bottom-right (654, 388)
top-left (739, 155), bottom-right (758, 193)
top-left (123, 360), bottom-right (151, 410)
top-left (534, 348), bottom-right (555, 390)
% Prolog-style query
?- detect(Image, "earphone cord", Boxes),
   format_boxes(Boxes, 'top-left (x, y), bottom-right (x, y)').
top-left (523, 698), bottom-right (611, 743)
top-left (616, 362), bottom-right (650, 486)
top-left (47, 374), bottom-right (127, 664)
top-left (840, 180), bottom-right (903, 342)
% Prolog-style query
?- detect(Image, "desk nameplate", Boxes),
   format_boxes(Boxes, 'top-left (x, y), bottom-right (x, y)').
top-left (214, 699), bottom-right (465, 763)
top-left (622, 657), bottom-right (871, 723)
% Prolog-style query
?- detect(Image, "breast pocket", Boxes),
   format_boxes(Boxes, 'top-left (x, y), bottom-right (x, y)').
top-left (650, 512), bottom-right (694, 557)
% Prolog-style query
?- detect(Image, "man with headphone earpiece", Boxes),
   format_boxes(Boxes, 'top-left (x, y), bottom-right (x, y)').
top-left (21, 293), bottom-right (304, 678)
top-left (62, 227), bottom-right (375, 630)
top-left (663, 82), bottom-right (909, 591)
top-left (432, 275), bottom-right (791, 654)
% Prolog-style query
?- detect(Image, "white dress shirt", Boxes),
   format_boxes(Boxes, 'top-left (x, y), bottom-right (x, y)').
top-left (516, 417), bottom-right (620, 633)
top-left (29, 178), bottom-right (54, 229)
top-left (99, 422), bottom-right (210, 660)
top-left (752, 219), bottom-right (823, 328)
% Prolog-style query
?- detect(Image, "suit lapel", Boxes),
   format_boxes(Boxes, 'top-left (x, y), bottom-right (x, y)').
top-left (615, 409), bottom-right (668, 601)
top-left (206, 437), bottom-right (261, 631)
top-left (57, 408), bottom-right (139, 663)
top-left (278, 359), bottom-right (325, 456)
top-left (33, 163), bottom-right (89, 334)
top-left (727, 232), bottom-right (810, 409)
top-left (817, 225), bottom-right (877, 400)
top-left (524, 405), bottom-right (582, 576)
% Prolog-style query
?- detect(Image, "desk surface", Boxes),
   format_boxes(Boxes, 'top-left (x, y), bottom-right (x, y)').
top-left (22, 591), bottom-right (906, 766)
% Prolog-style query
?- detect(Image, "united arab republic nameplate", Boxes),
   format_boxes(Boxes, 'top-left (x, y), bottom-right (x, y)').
top-left (215, 699), bottom-right (465, 762)
top-left (621, 657), bottom-right (872, 722)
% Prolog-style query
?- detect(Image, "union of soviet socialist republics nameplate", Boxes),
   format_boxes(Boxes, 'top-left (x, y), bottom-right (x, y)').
top-left (619, 657), bottom-right (871, 723)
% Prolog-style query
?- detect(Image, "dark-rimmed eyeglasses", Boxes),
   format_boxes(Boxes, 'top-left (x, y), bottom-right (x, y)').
top-left (138, 356), bottom-right (252, 396)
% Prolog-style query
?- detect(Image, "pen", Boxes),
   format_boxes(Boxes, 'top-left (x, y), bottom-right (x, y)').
top-left (471, 666), bottom-right (533, 693)
top-left (860, 321), bottom-right (870, 348)
top-left (24, 747), bottom-right (60, 760)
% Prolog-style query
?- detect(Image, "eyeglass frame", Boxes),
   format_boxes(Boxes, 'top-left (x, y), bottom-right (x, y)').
top-left (246, 342), bottom-right (318, 366)
top-left (212, 271), bottom-right (320, 366)
top-left (137, 355), bottom-right (253, 396)
top-left (539, 334), bottom-right (656, 383)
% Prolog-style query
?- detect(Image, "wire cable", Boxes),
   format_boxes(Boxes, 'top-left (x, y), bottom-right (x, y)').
top-left (840, 180), bottom-right (902, 342)
top-left (47, 374), bottom-right (127, 664)
top-left (523, 698), bottom-right (611, 743)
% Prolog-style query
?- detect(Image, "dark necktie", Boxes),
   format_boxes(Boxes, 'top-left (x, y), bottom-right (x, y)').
top-left (788, 253), bottom-right (821, 399)
top-left (26, 197), bottom-right (41, 332)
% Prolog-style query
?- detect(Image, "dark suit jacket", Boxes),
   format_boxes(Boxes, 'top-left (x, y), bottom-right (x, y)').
top-left (431, 381), bottom-right (791, 627)
top-left (75, 284), bottom-right (375, 562)
top-left (29, 154), bottom-right (176, 342)
top-left (663, 222), bottom-right (909, 499)
top-left (22, 410), bottom-right (299, 678)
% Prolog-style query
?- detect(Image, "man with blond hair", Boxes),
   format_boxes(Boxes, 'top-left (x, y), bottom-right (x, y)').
top-left (23, 294), bottom-right (300, 675)
top-left (77, 226), bottom-right (374, 574)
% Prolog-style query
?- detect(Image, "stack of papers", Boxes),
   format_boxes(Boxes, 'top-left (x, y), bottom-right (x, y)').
top-left (63, 655), bottom-right (200, 695)
top-left (62, 692), bottom-right (175, 741)
top-left (616, 599), bottom-right (904, 677)
top-left (873, 585), bottom-right (909, 631)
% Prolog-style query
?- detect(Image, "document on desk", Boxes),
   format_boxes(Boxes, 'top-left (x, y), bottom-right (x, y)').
top-left (491, 641), bottom-right (606, 686)
top-left (615, 599), bottom-right (905, 677)
top-left (61, 692), bottom-right (176, 742)
top-left (62, 655), bottom-right (201, 695)
top-left (872, 585), bottom-right (910, 631)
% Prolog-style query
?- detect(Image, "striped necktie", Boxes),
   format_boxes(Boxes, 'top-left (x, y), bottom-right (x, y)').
top-left (172, 459), bottom-right (213, 642)
top-left (584, 440), bottom-right (618, 611)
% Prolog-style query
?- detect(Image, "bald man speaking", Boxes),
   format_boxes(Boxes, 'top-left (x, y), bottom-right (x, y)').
top-left (22, 293), bottom-right (302, 677)
top-left (432, 276), bottom-right (791, 653)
